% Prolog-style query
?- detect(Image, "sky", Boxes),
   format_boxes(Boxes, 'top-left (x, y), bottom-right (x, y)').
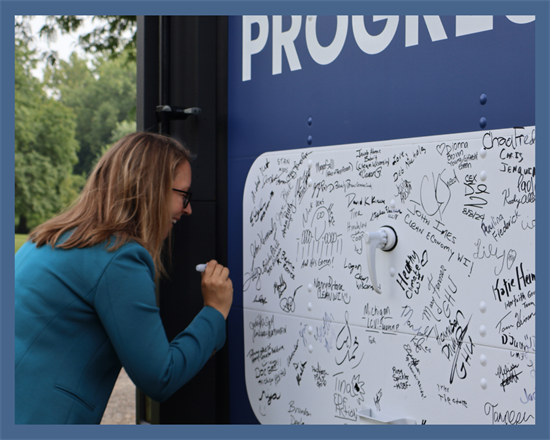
top-left (27, 15), bottom-right (98, 79)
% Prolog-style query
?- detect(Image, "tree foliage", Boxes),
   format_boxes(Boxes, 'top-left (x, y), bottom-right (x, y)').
top-left (43, 52), bottom-right (137, 175)
top-left (39, 16), bottom-right (137, 65)
top-left (15, 37), bottom-right (84, 232)
top-left (14, 16), bottom-right (137, 232)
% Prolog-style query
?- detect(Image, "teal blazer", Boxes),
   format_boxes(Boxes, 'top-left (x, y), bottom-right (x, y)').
top-left (15, 238), bottom-right (226, 424)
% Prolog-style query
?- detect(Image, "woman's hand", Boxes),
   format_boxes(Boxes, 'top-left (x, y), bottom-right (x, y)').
top-left (201, 260), bottom-right (233, 320)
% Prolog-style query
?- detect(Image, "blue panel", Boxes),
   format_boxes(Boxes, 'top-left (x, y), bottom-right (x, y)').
top-left (226, 15), bottom-right (535, 424)
top-left (228, 16), bottom-right (534, 157)
top-left (228, 157), bottom-right (255, 423)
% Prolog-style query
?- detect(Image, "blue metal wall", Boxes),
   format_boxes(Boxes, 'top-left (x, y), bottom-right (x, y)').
top-left (225, 15), bottom-right (535, 423)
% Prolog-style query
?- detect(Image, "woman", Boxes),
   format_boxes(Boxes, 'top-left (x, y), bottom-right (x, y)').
top-left (15, 132), bottom-right (233, 424)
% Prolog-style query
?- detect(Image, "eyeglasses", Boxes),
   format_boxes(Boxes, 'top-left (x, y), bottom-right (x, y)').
top-left (172, 188), bottom-right (192, 209)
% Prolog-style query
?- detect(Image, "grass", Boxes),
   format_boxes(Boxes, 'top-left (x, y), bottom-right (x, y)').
top-left (15, 234), bottom-right (28, 253)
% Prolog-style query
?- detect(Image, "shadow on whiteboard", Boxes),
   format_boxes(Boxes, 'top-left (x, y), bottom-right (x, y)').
top-left (357, 408), bottom-right (416, 424)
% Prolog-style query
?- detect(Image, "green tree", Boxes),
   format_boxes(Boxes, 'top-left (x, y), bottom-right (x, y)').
top-left (38, 16), bottom-right (137, 65)
top-left (90, 120), bottom-right (137, 171)
top-left (14, 16), bottom-right (136, 232)
top-left (15, 37), bottom-right (83, 233)
top-left (44, 52), bottom-right (137, 175)
top-left (109, 119), bottom-right (137, 143)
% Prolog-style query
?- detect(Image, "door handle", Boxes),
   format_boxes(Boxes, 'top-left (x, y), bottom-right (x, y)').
top-left (365, 225), bottom-right (398, 294)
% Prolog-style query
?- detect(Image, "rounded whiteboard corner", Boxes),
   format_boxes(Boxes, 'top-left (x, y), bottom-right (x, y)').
top-left (243, 152), bottom-right (272, 197)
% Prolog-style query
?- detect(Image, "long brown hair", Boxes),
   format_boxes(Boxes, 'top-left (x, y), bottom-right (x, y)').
top-left (29, 131), bottom-right (191, 279)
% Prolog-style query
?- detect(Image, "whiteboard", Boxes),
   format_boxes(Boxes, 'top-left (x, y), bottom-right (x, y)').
top-left (242, 127), bottom-right (535, 425)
